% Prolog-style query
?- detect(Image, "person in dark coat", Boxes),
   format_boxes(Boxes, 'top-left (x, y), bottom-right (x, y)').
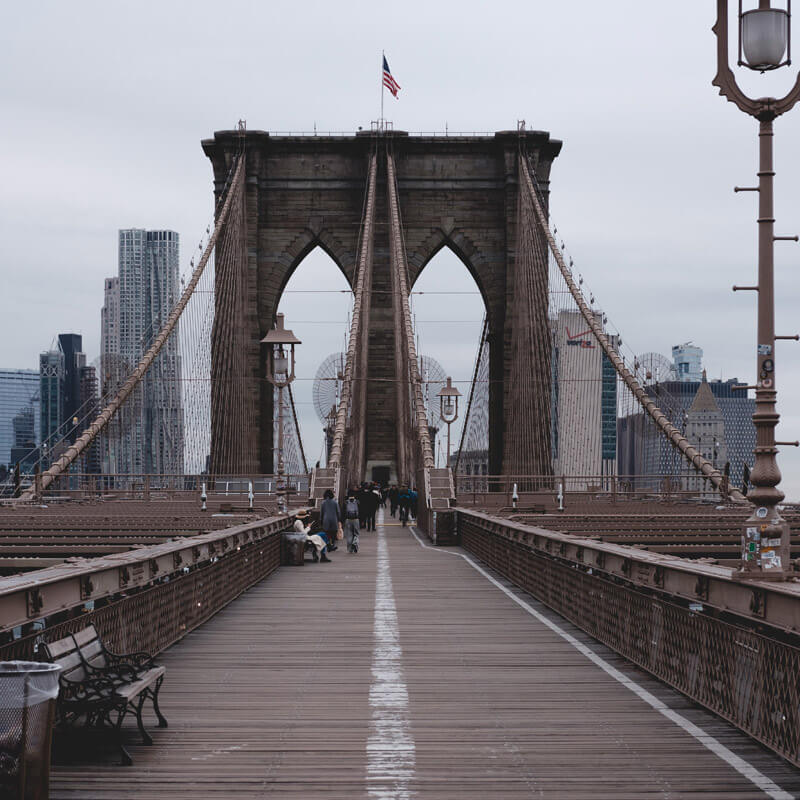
top-left (364, 483), bottom-right (380, 531)
top-left (319, 489), bottom-right (340, 552)
top-left (389, 485), bottom-right (399, 517)
top-left (357, 483), bottom-right (369, 529)
top-left (398, 486), bottom-right (412, 527)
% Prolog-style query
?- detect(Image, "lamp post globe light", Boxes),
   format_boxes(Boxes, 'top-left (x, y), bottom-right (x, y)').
top-left (436, 377), bottom-right (461, 469)
top-left (261, 313), bottom-right (301, 515)
top-left (713, 0), bottom-right (800, 579)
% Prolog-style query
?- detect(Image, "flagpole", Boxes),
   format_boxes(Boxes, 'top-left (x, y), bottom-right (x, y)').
top-left (380, 50), bottom-right (384, 130)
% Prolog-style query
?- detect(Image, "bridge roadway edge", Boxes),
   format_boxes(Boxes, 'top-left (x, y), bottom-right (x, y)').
top-left (49, 511), bottom-right (800, 798)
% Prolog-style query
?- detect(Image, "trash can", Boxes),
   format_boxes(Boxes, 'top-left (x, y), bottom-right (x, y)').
top-left (0, 661), bottom-right (61, 800)
top-left (281, 532), bottom-right (307, 566)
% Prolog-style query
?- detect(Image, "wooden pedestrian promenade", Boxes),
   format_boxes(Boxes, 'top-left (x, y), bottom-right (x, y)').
top-left (50, 511), bottom-right (800, 799)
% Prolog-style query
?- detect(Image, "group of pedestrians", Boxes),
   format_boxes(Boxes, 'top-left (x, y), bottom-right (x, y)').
top-left (294, 480), bottom-right (421, 561)
top-left (387, 485), bottom-right (418, 526)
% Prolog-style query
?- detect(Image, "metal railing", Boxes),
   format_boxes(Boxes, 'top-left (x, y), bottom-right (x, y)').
top-left (1, 473), bottom-right (311, 501)
top-left (454, 474), bottom-right (733, 508)
top-left (458, 510), bottom-right (800, 766)
top-left (0, 513), bottom-right (295, 660)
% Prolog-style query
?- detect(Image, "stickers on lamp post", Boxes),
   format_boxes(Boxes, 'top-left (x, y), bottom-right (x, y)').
top-left (758, 344), bottom-right (772, 356)
top-left (756, 507), bottom-right (768, 518)
top-left (744, 526), bottom-right (760, 562)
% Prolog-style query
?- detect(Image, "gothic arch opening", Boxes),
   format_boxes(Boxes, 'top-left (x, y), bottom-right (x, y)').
top-left (275, 246), bottom-right (352, 471)
top-left (411, 246), bottom-right (487, 472)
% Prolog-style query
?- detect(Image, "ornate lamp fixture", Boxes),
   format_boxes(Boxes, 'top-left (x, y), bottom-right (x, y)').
top-left (739, 0), bottom-right (791, 71)
top-left (436, 377), bottom-right (461, 468)
top-left (713, 0), bottom-right (800, 579)
top-left (261, 314), bottom-right (301, 513)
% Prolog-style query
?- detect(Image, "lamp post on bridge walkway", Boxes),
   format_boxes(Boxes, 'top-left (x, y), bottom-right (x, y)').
top-left (261, 313), bottom-right (301, 515)
top-left (713, 0), bottom-right (800, 579)
top-left (436, 377), bottom-right (461, 470)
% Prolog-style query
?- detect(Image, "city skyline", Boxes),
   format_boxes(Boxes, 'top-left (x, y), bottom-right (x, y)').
top-left (2, 2), bottom-right (799, 497)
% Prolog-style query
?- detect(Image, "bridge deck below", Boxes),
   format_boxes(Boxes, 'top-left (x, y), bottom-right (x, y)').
top-left (50, 511), bottom-right (800, 798)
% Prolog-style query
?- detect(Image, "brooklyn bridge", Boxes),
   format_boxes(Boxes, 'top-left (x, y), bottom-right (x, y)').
top-left (4, 9), bottom-right (800, 796)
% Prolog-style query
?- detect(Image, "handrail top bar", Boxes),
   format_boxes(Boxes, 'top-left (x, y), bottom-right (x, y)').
top-left (0, 513), bottom-right (296, 599)
top-left (460, 508), bottom-right (800, 599)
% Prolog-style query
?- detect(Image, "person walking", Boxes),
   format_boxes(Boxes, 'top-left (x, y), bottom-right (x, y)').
top-left (357, 483), bottom-right (369, 529)
top-left (319, 489), bottom-right (340, 552)
top-left (389, 485), bottom-right (399, 518)
top-left (343, 491), bottom-right (360, 553)
top-left (410, 487), bottom-right (419, 521)
top-left (398, 485), bottom-right (412, 527)
top-left (364, 483), bottom-right (380, 531)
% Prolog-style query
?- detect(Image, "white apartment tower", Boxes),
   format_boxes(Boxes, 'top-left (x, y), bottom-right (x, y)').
top-left (551, 309), bottom-right (618, 487)
top-left (101, 230), bottom-right (184, 476)
top-left (672, 342), bottom-right (703, 383)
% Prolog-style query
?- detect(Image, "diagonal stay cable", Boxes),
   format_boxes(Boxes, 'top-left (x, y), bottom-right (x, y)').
top-left (21, 154), bottom-right (246, 500)
top-left (520, 156), bottom-right (743, 502)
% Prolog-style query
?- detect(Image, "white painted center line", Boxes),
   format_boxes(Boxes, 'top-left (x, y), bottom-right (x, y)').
top-left (367, 523), bottom-right (417, 799)
top-left (408, 526), bottom-right (794, 800)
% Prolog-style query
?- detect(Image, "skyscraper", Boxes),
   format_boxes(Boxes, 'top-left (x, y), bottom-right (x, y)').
top-left (79, 364), bottom-right (101, 474)
top-left (0, 369), bottom-right (39, 468)
top-left (101, 229), bottom-right (184, 476)
top-left (684, 372), bottom-right (729, 493)
top-left (618, 377), bottom-right (755, 492)
top-left (551, 310), bottom-right (618, 486)
top-left (39, 349), bottom-right (64, 460)
top-left (58, 333), bottom-right (87, 443)
top-left (672, 342), bottom-right (704, 383)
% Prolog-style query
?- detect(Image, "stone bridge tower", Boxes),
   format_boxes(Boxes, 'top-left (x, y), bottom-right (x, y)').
top-left (203, 129), bottom-right (561, 479)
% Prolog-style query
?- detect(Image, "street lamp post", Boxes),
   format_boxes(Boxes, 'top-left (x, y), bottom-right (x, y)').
top-left (261, 313), bottom-right (301, 515)
top-left (713, 0), bottom-right (800, 579)
top-left (436, 377), bottom-right (461, 470)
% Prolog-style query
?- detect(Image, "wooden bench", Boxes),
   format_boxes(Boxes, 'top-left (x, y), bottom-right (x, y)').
top-left (42, 625), bottom-right (167, 765)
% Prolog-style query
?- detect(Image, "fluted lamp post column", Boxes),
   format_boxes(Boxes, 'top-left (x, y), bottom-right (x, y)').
top-left (713, 0), bottom-right (800, 579)
top-left (436, 377), bottom-right (461, 470)
top-left (261, 313), bottom-right (301, 515)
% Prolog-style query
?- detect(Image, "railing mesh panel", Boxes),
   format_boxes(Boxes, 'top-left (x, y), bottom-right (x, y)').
top-left (460, 515), bottom-right (800, 766)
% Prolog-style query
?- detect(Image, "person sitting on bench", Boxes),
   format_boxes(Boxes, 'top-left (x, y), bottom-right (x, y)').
top-left (294, 510), bottom-right (331, 563)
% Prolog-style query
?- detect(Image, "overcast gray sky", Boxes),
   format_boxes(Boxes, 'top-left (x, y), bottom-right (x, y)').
top-left (2, 1), bottom-right (800, 498)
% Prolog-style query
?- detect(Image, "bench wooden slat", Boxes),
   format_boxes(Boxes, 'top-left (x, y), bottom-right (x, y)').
top-left (114, 667), bottom-right (165, 702)
top-left (45, 636), bottom-right (78, 660)
top-left (72, 625), bottom-right (99, 648)
top-left (54, 651), bottom-right (87, 682)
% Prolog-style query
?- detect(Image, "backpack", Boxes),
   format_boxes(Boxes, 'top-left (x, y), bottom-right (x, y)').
top-left (346, 499), bottom-right (359, 519)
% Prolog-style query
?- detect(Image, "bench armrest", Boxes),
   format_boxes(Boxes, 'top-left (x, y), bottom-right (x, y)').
top-left (59, 674), bottom-right (119, 704)
top-left (104, 649), bottom-right (156, 671)
top-left (87, 660), bottom-right (142, 685)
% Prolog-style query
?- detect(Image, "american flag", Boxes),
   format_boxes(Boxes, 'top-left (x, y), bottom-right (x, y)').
top-left (383, 56), bottom-right (401, 98)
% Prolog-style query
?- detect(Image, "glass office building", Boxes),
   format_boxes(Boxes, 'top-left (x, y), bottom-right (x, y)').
top-left (0, 369), bottom-right (40, 467)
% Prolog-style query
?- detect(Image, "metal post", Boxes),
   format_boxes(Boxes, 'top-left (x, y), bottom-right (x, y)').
top-left (277, 385), bottom-right (286, 514)
top-left (200, 481), bottom-right (207, 512)
top-left (712, 0), bottom-right (800, 578)
top-left (740, 116), bottom-right (790, 579)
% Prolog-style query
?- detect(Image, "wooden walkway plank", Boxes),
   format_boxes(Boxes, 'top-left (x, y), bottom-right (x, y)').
top-left (49, 512), bottom-right (800, 798)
